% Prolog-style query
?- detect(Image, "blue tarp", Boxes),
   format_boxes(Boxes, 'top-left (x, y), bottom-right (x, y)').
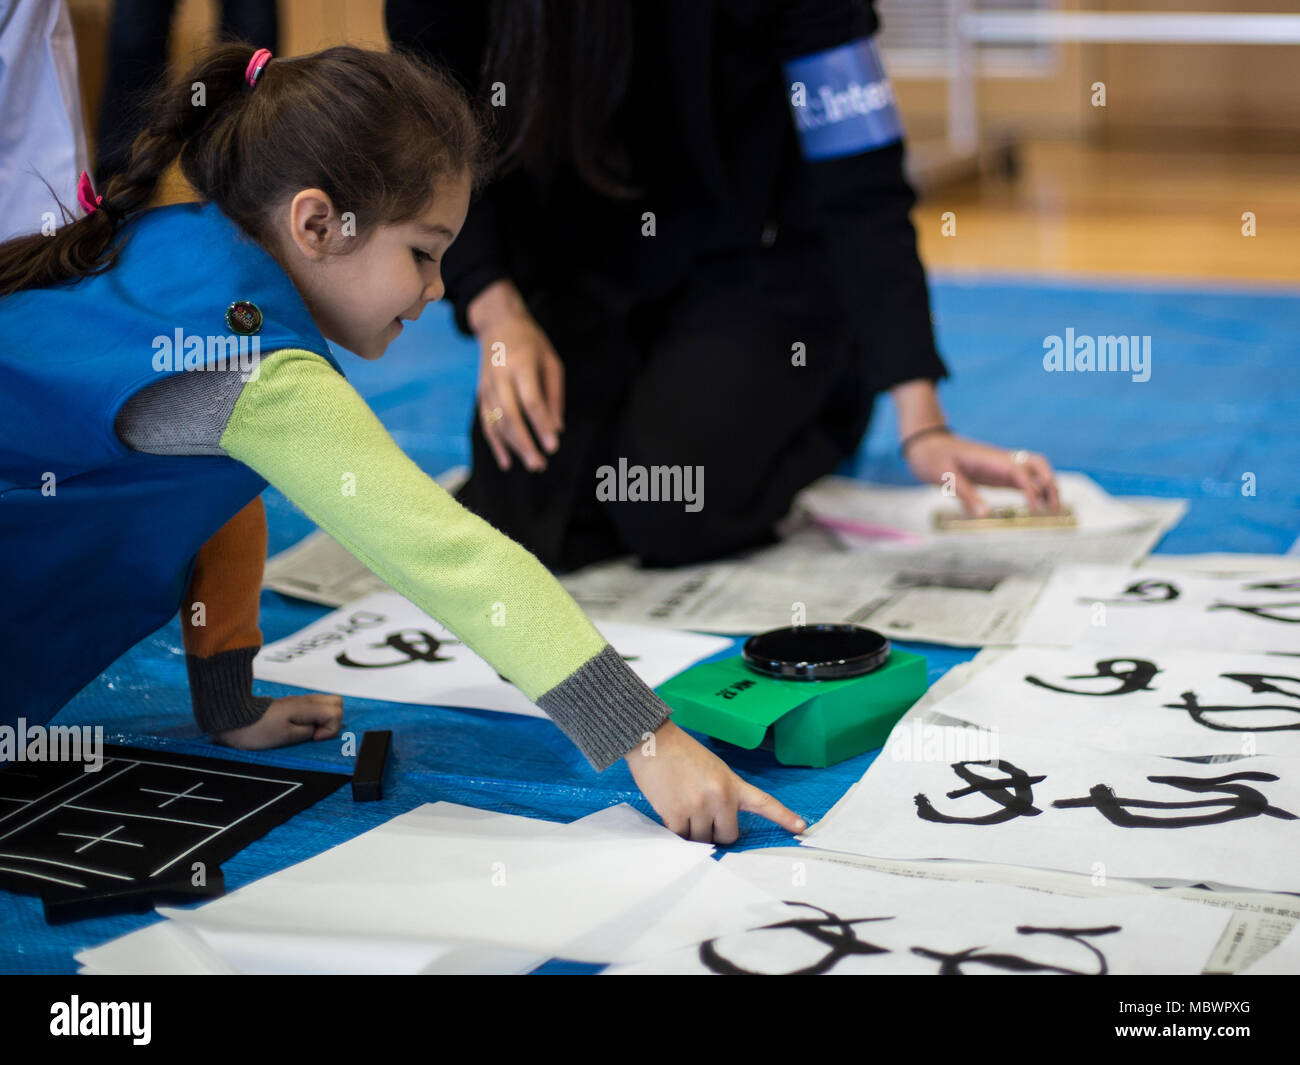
top-left (5, 274), bottom-right (1298, 973)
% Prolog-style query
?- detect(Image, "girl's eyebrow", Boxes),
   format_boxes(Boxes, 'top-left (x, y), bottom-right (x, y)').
top-left (415, 222), bottom-right (454, 239)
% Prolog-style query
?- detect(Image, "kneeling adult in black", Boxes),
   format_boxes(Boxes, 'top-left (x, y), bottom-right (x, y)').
top-left (386, 0), bottom-right (1060, 573)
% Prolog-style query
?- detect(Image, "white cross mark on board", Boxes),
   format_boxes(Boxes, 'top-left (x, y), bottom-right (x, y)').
top-left (139, 782), bottom-right (224, 809)
top-left (57, 824), bottom-right (142, 854)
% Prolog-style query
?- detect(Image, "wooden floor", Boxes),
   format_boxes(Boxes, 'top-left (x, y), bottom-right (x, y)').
top-left (914, 141), bottom-right (1300, 286)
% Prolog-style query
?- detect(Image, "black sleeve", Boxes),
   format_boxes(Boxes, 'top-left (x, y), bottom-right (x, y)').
top-left (386, 0), bottom-right (509, 335)
top-left (772, 0), bottom-right (949, 393)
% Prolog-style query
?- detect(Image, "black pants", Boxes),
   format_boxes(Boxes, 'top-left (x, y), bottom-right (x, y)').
top-left (455, 239), bottom-right (874, 573)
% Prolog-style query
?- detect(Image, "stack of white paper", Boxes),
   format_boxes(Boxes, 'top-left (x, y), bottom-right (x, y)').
top-left (76, 802), bottom-right (790, 975)
top-left (799, 470), bottom-right (1150, 542)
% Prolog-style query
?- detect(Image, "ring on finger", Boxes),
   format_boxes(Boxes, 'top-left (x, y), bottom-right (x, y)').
top-left (1010, 449), bottom-right (1030, 466)
top-left (484, 406), bottom-right (504, 425)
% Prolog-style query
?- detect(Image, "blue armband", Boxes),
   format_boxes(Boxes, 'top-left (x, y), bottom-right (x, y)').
top-left (782, 36), bottom-right (904, 161)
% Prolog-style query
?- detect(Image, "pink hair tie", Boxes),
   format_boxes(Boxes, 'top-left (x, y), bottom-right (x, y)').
top-left (76, 170), bottom-right (123, 222)
top-left (76, 170), bottom-right (102, 215)
top-left (245, 47), bottom-right (272, 87)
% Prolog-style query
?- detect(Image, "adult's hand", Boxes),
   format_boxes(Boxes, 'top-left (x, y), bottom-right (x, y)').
top-left (890, 377), bottom-right (1059, 516)
top-left (905, 431), bottom-right (1060, 517)
top-left (467, 279), bottom-right (565, 472)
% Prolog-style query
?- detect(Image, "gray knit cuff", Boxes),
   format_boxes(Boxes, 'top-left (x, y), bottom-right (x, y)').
top-left (536, 644), bottom-right (674, 772)
top-left (186, 646), bottom-right (273, 734)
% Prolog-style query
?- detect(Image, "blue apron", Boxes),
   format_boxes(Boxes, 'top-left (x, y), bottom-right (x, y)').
top-left (0, 201), bottom-right (341, 730)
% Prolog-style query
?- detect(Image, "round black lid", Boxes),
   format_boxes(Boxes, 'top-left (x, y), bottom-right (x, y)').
top-left (741, 624), bottom-right (891, 681)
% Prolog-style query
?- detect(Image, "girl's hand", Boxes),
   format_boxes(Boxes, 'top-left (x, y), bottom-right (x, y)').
top-left (467, 280), bottom-right (565, 473)
top-left (212, 693), bottom-right (343, 750)
top-left (624, 719), bottom-right (808, 845)
top-left (904, 431), bottom-right (1060, 518)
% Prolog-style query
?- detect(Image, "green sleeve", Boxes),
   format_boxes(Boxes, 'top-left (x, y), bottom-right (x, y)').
top-left (220, 348), bottom-right (672, 770)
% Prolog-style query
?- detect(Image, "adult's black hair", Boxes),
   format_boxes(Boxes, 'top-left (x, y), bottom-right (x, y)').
top-left (483, 0), bottom-right (640, 198)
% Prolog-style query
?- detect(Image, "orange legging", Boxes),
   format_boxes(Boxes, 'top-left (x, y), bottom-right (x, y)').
top-left (182, 495), bottom-right (265, 661)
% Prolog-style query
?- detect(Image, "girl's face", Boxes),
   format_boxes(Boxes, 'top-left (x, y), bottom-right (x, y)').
top-left (278, 170), bottom-right (472, 360)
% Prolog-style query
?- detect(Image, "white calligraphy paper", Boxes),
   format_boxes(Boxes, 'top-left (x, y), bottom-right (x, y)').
top-left (78, 802), bottom-right (791, 974)
top-left (253, 590), bottom-right (732, 717)
top-left (604, 849), bottom-right (1229, 975)
top-left (928, 645), bottom-right (1300, 759)
top-left (1014, 566), bottom-right (1300, 654)
top-left (799, 726), bottom-right (1300, 893)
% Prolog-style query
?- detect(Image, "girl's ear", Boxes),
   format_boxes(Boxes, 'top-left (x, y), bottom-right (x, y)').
top-left (286, 188), bottom-right (341, 260)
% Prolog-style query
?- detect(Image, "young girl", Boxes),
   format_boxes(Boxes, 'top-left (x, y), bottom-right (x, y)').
top-left (0, 42), bottom-right (804, 845)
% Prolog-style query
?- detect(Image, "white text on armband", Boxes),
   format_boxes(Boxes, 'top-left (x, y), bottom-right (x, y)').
top-left (783, 36), bottom-right (904, 161)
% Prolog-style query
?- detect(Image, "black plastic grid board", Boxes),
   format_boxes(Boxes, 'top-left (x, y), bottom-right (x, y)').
top-left (0, 745), bottom-right (348, 916)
